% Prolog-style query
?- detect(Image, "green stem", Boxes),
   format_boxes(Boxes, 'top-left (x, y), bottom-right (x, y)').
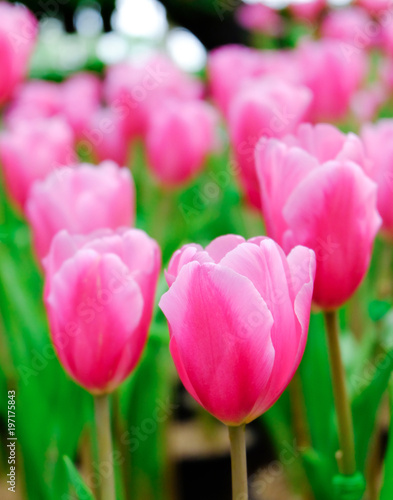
top-left (323, 310), bottom-right (356, 475)
top-left (94, 394), bottom-right (116, 500)
top-left (228, 425), bottom-right (248, 500)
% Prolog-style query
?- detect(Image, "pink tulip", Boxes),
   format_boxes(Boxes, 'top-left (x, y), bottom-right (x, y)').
top-left (229, 78), bottom-right (311, 209)
top-left (296, 39), bottom-right (367, 122)
top-left (256, 128), bottom-right (381, 309)
top-left (5, 73), bottom-right (101, 138)
top-left (361, 120), bottom-right (393, 239)
top-left (0, 118), bottom-right (76, 211)
top-left (104, 54), bottom-right (203, 138)
top-left (145, 100), bottom-right (218, 186)
top-left (289, 0), bottom-right (326, 23)
top-left (208, 45), bottom-right (300, 118)
top-left (44, 228), bottom-right (160, 394)
top-left (60, 72), bottom-right (102, 140)
top-left (0, 3), bottom-right (37, 105)
top-left (236, 4), bottom-right (284, 36)
top-left (26, 162), bottom-right (135, 261)
top-left (351, 84), bottom-right (386, 123)
top-left (356, 0), bottom-right (392, 15)
top-left (321, 8), bottom-right (375, 49)
top-left (160, 235), bottom-right (315, 425)
top-left (83, 107), bottom-right (131, 167)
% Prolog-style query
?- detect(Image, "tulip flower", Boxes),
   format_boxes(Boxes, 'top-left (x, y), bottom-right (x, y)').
top-left (44, 228), bottom-right (160, 500)
top-left (104, 54), bottom-right (202, 138)
top-left (145, 100), bottom-right (218, 186)
top-left (5, 72), bottom-right (101, 139)
top-left (356, 0), bottom-right (392, 15)
top-left (44, 228), bottom-right (160, 394)
top-left (229, 78), bottom-right (311, 209)
top-left (321, 8), bottom-right (375, 49)
top-left (256, 125), bottom-right (381, 310)
top-left (208, 45), bottom-right (299, 118)
top-left (26, 162), bottom-right (135, 261)
top-left (84, 107), bottom-right (131, 167)
top-left (160, 234), bottom-right (316, 425)
top-left (361, 120), bottom-right (393, 239)
top-left (160, 235), bottom-right (315, 499)
top-left (296, 39), bottom-right (367, 122)
top-left (0, 3), bottom-right (38, 106)
top-left (0, 118), bottom-right (76, 211)
top-left (289, 0), bottom-right (326, 23)
top-left (236, 4), bottom-right (284, 36)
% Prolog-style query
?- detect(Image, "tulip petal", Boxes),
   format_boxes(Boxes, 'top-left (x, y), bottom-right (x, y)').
top-left (205, 234), bottom-right (245, 262)
top-left (159, 261), bottom-right (275, 425)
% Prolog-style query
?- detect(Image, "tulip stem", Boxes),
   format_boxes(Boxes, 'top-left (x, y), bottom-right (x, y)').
top-left (323, 310), bottom-right (356, 476)
top-left (94, 394), bottom-right (116, 500)
top-left (228, 425), bottom-right (248, 500)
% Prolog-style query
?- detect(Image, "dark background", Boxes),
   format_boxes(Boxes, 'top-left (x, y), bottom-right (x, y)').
top-left (12, 0), bottom-right (248, 48)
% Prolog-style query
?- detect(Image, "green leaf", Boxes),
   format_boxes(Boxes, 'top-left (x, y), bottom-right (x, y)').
top-left (380, 377), bottom-right (393, 500)
top-left (63, 456), bottom-right (95, 500)
top-left (352, 350), bottom-right (393, 473)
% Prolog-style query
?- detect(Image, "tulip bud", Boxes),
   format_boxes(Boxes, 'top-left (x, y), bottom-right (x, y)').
top-left (0, 118), bottom-right (76, 211)
top-left (26, 162), bottom-right (135, 261)
top-left (160, 235), bottom-right (315, 425)
top-left (44, 228), bottom-right (160, 394)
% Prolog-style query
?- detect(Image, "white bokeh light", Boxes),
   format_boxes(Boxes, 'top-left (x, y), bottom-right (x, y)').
top-left (75, 7), bottom-right (103, 37)
top-left (166, 28), bottom-right (207, 73)
top-left (112, 0), bottom-right (168, 40)
top-left (96, 32), bottom-right (130, 64)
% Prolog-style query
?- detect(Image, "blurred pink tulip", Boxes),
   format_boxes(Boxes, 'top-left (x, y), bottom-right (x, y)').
top-left (296, 39), bottom-right (367, 122)
top-left (0, 2), bottom-right (37, 105)
top-left (208, 45), bottom-right (299, 118)
top-left (5, 73), bottom-right (101, 138)
top-left (356, 0), bottom-right (392, 15)
top-left (321, 7), bottom-right (375, 48)
top-left (60, 72), bottom-right (102, 140)
top-left (289, 0), bottom-right (326, 23)
top-left (44, 228), bottom-right (160, 394)
top-left (104, 54), bottom-right (202, 138)
top-left (236, 4), bottom-right (284, 36)
top-left (361, 120), bottom-right (393, 239)
top-left (84, 107), bottom-right (131, 167)
top-left (26, 162), bottom-right (135, 261)
top-left (229, 78), bottom-right (311, 209)
top-left (256, 128), bottom-right (381, 309)
top-left (0, 118), bottom-right (76, 211)
top-left (145, 100), bottom-right (218, 186)
top-left (160, 235), bottom-right (315, 425)
top-left (351, 84), bottom-right (387, 123)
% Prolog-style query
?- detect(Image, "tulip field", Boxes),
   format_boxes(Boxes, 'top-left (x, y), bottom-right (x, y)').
top-left (3, 0), bottom-right (393, 499)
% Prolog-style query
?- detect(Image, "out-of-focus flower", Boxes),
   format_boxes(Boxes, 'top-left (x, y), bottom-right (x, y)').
top-left (356, 0), bottom-right (392, 15)
top-left (229, 78), bottom-right (311, 209)
top-left (0, 2), bottom-right (37, 106)
top-left (208, 45), bottom-right (299, 118)
top-left (104, 54), bottom-right (203, 138)
top-left (84, 107), bottom-right (131, 167)
top-left (236, 4), bottom-right (284, 37)
top-left (145, 99), bottom-right (218, 186)
top-left (6, 73), bottom-right (102, 139)
top-left (321, 7), bottom-right (376, 49)
top-left (0, 118), bottom-right (76, 211)
top-left (289, 0), bottom-right (326, 23)
top-left (296, 39), bottom-right (367, 122)
top-left (351, 84), bottom-right (387, 123)
top-left (26, 162), bottom-right (135, 261)
top-left (361, 120), bottom-right (393, 239)
top-left (160, 235), bottom-right (315, 425)
top-left (44, 228), bottom-right (160, 394)
top-left (256, 129), bottom-right (381, 309)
